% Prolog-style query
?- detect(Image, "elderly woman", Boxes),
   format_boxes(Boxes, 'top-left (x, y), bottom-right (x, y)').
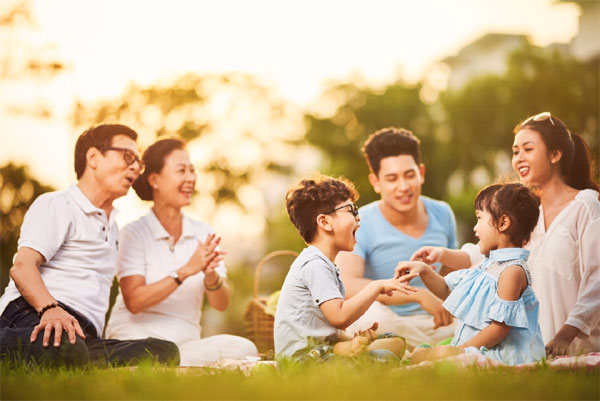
top-left (105, 138), bottom-right (258, 366)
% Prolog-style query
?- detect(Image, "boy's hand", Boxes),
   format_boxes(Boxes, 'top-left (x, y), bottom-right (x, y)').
top-left (410, 246), bottom-right (444, 264)
top-left (394, 261), bottom-right (431, 281)
top-left (377, 277), bottom-right (417, 297)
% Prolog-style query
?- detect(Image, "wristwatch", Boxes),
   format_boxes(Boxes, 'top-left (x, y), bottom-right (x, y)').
top-left (169, 271), bottom-right (182, 285)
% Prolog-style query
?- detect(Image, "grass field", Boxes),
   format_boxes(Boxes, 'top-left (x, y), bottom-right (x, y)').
top-left (1, 359), bottom-right (598, 400)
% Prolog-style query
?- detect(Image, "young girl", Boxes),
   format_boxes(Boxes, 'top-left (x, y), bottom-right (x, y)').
top-left (396, 183), bottom-right (545, 365)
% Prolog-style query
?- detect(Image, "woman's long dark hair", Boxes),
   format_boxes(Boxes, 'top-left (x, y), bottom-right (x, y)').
top-left (133, 138), bottom-right (186, 201)
top-left (514, 114), bottom-right (599, 193)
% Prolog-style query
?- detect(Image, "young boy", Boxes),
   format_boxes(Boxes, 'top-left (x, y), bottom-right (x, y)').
top-left (274, 174), bottom-right (416, 359)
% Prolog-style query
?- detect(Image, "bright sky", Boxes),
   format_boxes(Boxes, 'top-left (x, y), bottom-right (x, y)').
top-left (1, 0), bottom-right (580, 183)
top-left (0, 0), bottom-right (582, 248)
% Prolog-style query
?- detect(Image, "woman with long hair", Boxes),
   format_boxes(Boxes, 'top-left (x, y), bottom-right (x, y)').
top-left (511, 112), bottom-right (599, 357)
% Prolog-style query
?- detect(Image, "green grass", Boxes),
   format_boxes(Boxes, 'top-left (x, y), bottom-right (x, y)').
top-left (1, 359), bottom-right (598, 400)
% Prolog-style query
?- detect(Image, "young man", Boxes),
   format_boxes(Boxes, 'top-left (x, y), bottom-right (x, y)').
top-left (0, 124), bottom-right (179, 367)
top-left (274, 175), bottom-right (416, 358)
top-left (336, 128), bottom-right (459, 347)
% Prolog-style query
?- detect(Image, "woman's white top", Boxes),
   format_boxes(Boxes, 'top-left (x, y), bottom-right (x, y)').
top-left (105, 210), bottom-right (226, 344)
top-left (528, 189), bottom-right (599, 353)
top-left (463, 189), bottom-right (599, 353)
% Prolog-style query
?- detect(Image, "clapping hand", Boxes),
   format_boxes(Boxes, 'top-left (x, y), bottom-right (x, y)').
top-left (182, 233), bottom-right (225, 277)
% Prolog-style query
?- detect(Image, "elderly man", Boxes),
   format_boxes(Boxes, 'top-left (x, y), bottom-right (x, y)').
top-left (0, 124), bottom-right (179, 367)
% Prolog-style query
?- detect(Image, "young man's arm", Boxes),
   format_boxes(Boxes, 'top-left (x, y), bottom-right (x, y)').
top-left (9, 247), bottom-right (86, 347)
top-left (337, 252), bottom-right (453, 328)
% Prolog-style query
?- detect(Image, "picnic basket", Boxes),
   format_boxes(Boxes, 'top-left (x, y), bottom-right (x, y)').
top-left (244, 250), bottom-right (298, 354)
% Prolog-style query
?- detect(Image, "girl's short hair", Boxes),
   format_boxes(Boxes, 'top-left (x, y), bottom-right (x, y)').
top-left (474, 183), bottom-right (540, 247)
top-left (133, 137), bottom-right (186, 201)
top-left (285, 174), bottom-right (358, 243)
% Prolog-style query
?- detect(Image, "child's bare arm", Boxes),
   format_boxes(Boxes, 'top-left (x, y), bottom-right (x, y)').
top-left (395, 261), bottom-right (451, 300)
top-left (411, 246), bottom-right (472, 271)
top-left (460, 264), bottom-right (527, 349)
top-left (319, 276), bottom-right (417, 330)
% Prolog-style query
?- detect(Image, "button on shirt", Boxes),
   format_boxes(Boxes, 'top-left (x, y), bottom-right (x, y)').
top-left (274, 246), bottom-right (346, 357)
top-left (105, 211), bottom-right (226, 344)
top-left (0, 184), bottom-right (119, 336)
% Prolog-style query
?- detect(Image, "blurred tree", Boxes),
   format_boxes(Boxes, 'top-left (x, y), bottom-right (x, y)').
top-left (0, 163), bottom-right (54, 294)
top-left (439, 44), bottom-right (599, 240)
top-left (303, 44), bottom-right (599, 245)
top-left (0, 0), bottom-right (66, 118)
top-left (74, 73), bottom-right (304, 214)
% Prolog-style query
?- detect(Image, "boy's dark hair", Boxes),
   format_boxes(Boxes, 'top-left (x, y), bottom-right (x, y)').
top-left (133, 137), bottom-right (186, 201)
top-left (74, 124), bottom-right (138, 179)
top-left (286, 174), bottom-right (359, 243)
top-left (361, 127), bottom-right (421, 176)
top-left (474, 183), bottom-right (540, 247)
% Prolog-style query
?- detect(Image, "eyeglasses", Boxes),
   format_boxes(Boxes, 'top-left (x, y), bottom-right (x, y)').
top-left (521, 111), bottom-right (555, 127)
top-left (100, 146), bottom-right (144, 170)
top-left (326, 203), bottom-right (359, 217)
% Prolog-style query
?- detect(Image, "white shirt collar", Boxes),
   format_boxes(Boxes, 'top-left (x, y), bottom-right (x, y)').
top-left (67, 184), bottom-right (120, 218)
top-left (147, 209), bottom-right (195, 240)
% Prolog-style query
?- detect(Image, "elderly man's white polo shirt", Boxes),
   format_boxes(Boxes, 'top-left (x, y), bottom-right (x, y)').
top-left (0, 184), bottom-right (118, 336)
top-left (105, 211), bottom-right (226, 344)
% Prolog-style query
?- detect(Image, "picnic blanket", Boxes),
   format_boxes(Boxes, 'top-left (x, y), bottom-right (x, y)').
top-left (406, 352), bottom-right (600, 369)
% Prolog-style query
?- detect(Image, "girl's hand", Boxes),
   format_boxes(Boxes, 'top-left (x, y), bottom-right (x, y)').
top-left (394, 261), bottom-right (431, 280)
top-left (411, 246), bottom-right (444, 264)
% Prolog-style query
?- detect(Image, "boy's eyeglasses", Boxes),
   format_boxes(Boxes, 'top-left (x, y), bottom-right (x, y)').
top-left (326, 203), bottom-right (359, 217)
top-left (100, 146), bottom-right (144, 170)
top-left (521, 111), bottom-right (555, 127)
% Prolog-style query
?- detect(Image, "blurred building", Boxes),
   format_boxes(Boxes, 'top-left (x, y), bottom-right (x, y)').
top-left (439, 1), bottom-right (599, 90)
top-left (442, 33), bottom-right (530, 90)
top-left (565, 0), bottom-right (600, 61)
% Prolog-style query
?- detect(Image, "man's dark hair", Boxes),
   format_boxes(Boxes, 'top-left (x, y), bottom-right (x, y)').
top-left (474, 183), bottom-right (540, 247)
top-left (285, 174), bottom-right (358, 243)
top-left (74, 124), bottom-right (138, 179)
top-left (362, 127), bottom-right (421, 176)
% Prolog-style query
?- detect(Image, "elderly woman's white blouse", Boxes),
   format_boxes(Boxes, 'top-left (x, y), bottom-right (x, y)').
top-left (105, 211), bottom-right (226, 344)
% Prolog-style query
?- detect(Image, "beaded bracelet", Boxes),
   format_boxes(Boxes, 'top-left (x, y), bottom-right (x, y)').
top-left (37, 303), bottom-right (58, 317)
top-left (205, 275), bottom-right (223, 291)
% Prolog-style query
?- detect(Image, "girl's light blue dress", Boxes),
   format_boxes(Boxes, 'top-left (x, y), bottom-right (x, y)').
top-left (443, 248), bottom-right (545, 365)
